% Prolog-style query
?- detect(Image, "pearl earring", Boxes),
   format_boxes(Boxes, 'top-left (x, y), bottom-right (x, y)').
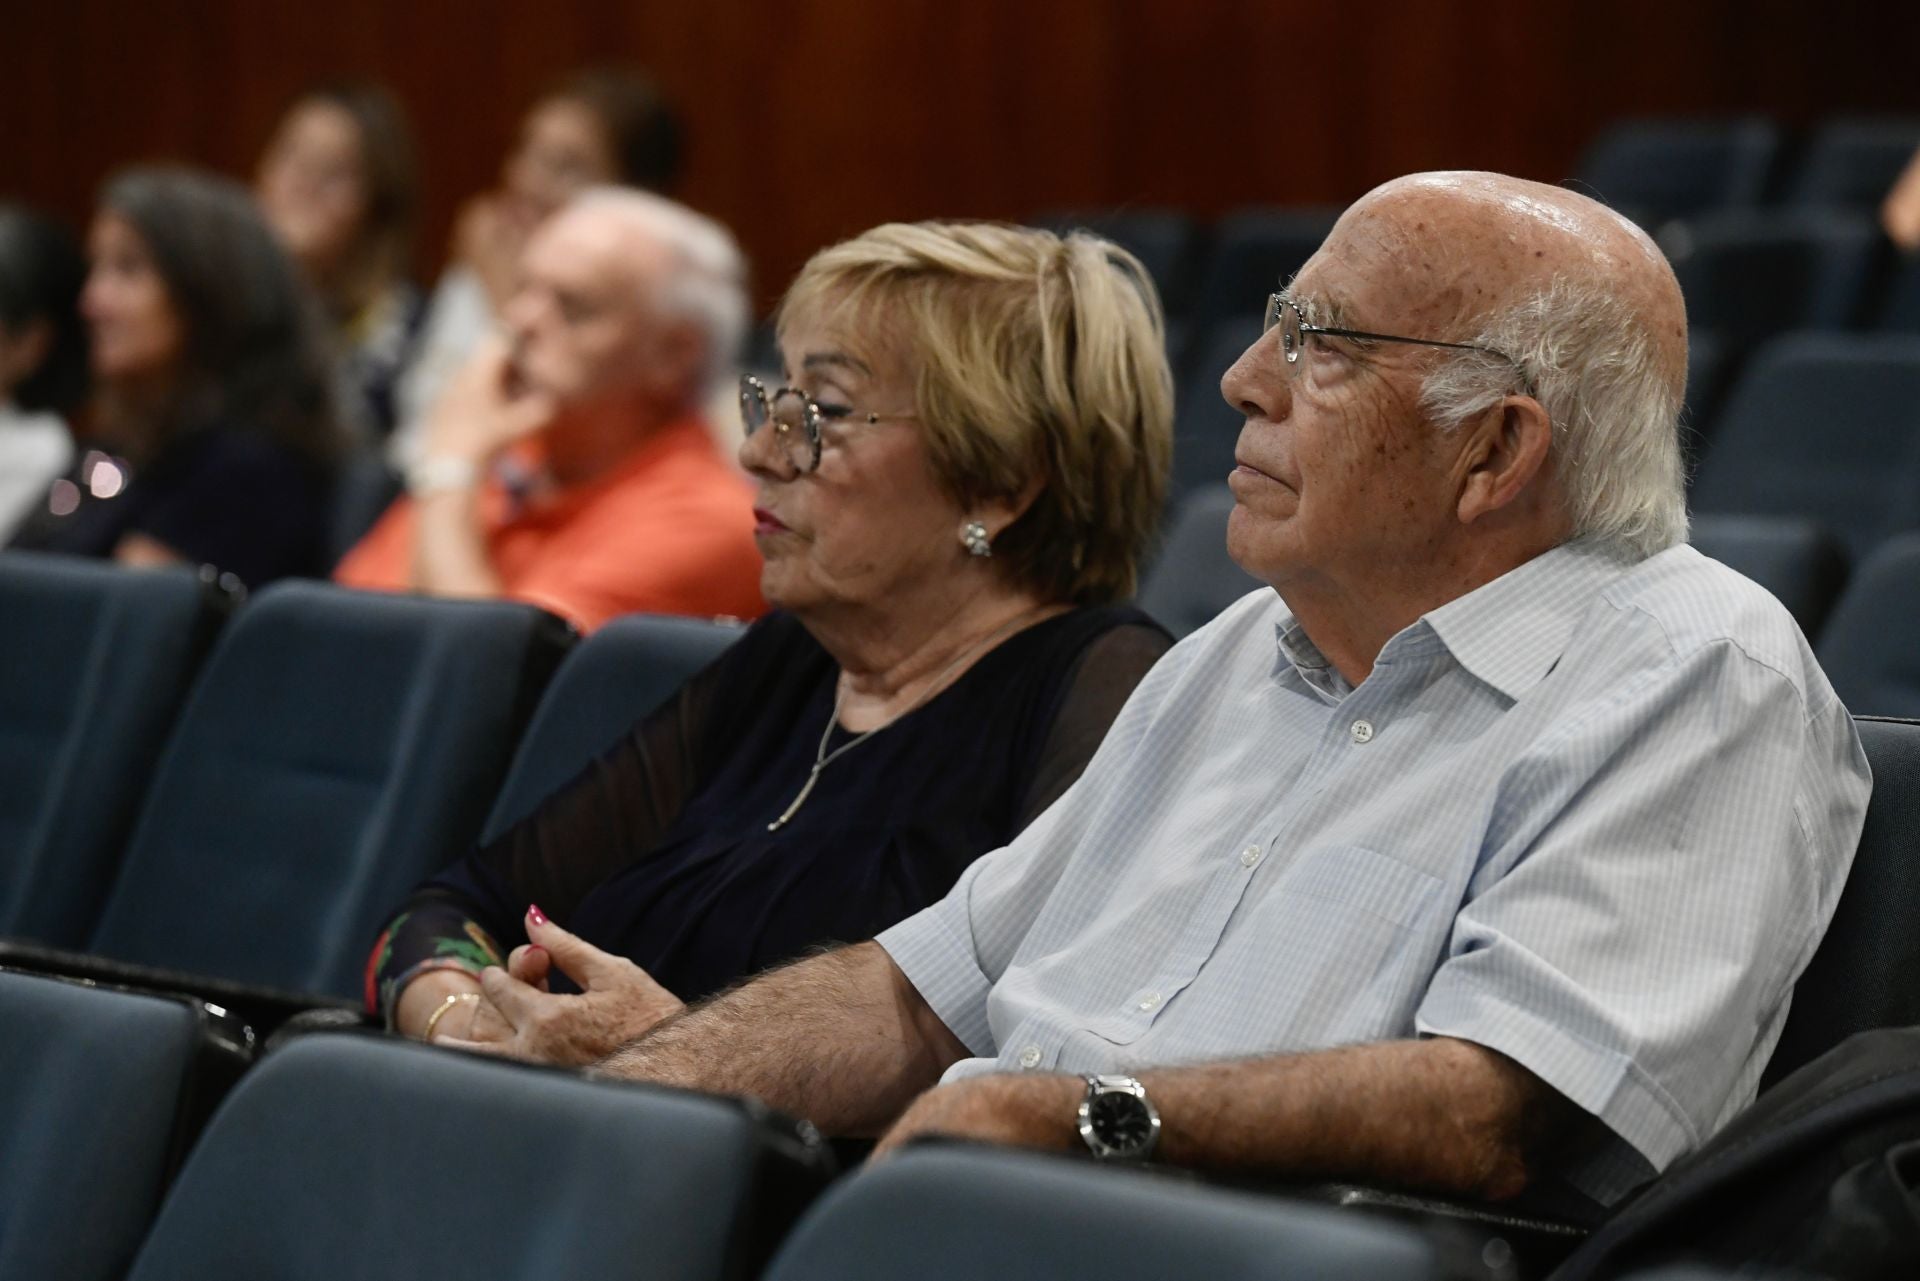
top-left (961, 520), bottom-right (993, 558)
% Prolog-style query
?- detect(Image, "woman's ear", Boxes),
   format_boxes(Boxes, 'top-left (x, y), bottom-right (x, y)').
top-left (977, 472), bottom-right (1048, 541)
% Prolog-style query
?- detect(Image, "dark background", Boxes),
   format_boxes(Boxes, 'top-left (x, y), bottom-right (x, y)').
top-left (7, 0), bottom-right (1919, 310)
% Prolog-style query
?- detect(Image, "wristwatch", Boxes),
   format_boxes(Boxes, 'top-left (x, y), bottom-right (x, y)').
top-left (1077, 1074), bottom-right (1161, 1160)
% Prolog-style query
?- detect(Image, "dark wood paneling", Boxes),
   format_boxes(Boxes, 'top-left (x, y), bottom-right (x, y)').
top-left (5, 0), bottom-right (1918, 310)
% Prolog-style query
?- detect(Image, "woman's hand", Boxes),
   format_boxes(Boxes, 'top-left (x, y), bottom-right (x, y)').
top-left (437, 907), bottom-right (686, 1066)
top-left (395, 968), bottom-right (514, 1044)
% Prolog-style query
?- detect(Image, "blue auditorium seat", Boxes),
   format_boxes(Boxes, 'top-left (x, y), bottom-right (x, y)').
top-left (1687, 515), bottom-right (1848, 641)
top-left (1574, 117), bottom-right (1780, 226)
top-left (123, 1033), bottom-right (833, 1281)
top-left (39, 582), bottom-right (571, 1001)
top-left (1137, 485), bottom-right (1264, 638)
top-left (761, 1144), bottom-right (1440, 1281)
top-left (0, 970), bottom-right (248, 1281)
top-left (1761, 716), bottom-right (1920, 1088)
top-left (1186, 207), bottom-right (1340, 337)
top-left (482, 613), bottom-right (743, 841)
top-left (1881, 256), bottom-right (1920, 333)
top-left (1688, 334), bottom-right (1920, 562)
top-left (1169, 315), bottom-right (1260, 501)
top-left (1784, 117), bottom-right (1920, 212)
top-left (323, 446), bottom-right (400, 570)
top-left (1812, 534), bottom-right (1920, 718)
top-left (0, 554), bottom-right (230, 947)
top-left (1661, 210), bottom-right (1881, 348)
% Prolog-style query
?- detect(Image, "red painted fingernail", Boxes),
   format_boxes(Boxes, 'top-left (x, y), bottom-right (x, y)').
top-left (527, 904), bottom-right (548, 926)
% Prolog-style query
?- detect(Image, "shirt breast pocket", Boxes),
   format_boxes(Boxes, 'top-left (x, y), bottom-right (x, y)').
top-left (1238, 843), bottom-right (1451, 1044)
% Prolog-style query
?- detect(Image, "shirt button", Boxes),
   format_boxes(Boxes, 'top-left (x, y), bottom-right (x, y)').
top-left (1137, 991), bottom-right (1162, 1012)
top-left (1018, 1045), bottom-right (1042, 1068)
top-left (1240, 844), bottom-right (1263, 868)
top-left (1349, 719), bottom-right (1375, 744)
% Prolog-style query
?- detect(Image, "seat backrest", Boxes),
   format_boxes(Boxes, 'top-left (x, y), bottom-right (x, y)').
top-left (1762, 716), bottom-right (1920, 1087)
top-left (0, 554), bottom-right (228, 947)
top-left (482, 613), bottom-right (743, 841)
top-left (1575, 117), bottom-right (1780, 225)
top-left (1137, 485), bottom-right (1265, 638)
top-left (1813, 534), bottom-right (1920, 716)
top-left (1785, 118), bottom-right (1920, 211)
top-left (125, 1033), bottom-right (831, 1281)
top-left (0, 971), bottom-right (224, 1281)
top-left (762, 1144), bottom-right (1439, 1281)
top-left (85, 582), bottom-right (573, 997)
top-left (1169, 315), bottom-right (1261, 502)
top-left (1688, 334), bottom-right (1920, 562)
top-left (1881, 256), bottom-right (1920, 334)
top-left (1662, 210), bottom-right (1881, 347)
top-left (323, 447), bottom-right (400, 570)
top-left (1186, 207), bottom-right (1340, 336)
top-left (1687, 515), bottom-right (1848, 642)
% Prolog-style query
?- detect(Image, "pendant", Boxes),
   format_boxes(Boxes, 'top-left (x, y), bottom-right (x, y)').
top-left (768, 765), bottom-right (824, 832)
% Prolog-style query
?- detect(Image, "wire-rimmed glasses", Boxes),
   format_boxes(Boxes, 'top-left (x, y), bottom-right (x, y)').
top-left (1264, 293), bottom-right (1532, 393)
top-left (738, 374), bottom-right (918, 474)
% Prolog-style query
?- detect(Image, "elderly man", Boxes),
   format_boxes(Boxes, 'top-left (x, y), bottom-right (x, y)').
top-left (584, 172), bottom-right (1869, 1208)
top-left (335, 189), bottom-right (764, 630)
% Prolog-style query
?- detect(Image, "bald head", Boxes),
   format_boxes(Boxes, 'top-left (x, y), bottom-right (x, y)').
top-left (1320, 172), bottom-right (1688, 397)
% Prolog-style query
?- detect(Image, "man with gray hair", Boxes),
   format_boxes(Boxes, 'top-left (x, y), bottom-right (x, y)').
top-left (586, 172), bottom-right (1869, 1207)
top-left (336, 188), bottom-right (764, 630)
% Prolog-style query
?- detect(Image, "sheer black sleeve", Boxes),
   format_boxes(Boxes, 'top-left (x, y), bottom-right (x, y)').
top-left (1015, 622), bottom-right (1173, 829)
top-left (364, 632), bottom-right (745, 1017)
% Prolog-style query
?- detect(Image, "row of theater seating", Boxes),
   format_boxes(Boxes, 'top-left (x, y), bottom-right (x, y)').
top-left (0, 971), bottom-right (1478, 1280)
top-left (0, 550), bottom-right (737, 1010)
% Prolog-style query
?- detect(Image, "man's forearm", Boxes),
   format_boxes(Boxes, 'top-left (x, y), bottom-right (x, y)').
top-left (1140, 1037), bottom-right (1573, 1199)
top-left (595, 942), bottom-right (967, 1136)
top-left (411, 486), bottom-right (503, 597)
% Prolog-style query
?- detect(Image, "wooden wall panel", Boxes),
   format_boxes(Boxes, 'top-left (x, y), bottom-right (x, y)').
top-left (4, 0), bottom-right (1918, 311)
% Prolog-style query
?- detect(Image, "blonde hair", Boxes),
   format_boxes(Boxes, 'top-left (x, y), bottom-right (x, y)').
top-left (777, 221), bottom-right (1173, 604)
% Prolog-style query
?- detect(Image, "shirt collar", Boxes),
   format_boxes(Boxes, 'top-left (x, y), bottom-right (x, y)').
top-left (1422, 538), bottom-right (1640, 701)
top-left (1269, 539), bottom-right (1640, 703)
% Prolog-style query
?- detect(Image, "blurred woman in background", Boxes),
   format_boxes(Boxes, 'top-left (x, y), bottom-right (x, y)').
top-left (256, 82), bottom-right (423, 440)
top-left (393, 67), bottom-right (683, 463)
top-left (8, 168), bottom-right (343, 587)
top-left (0, 206), bottom-right (88, 541)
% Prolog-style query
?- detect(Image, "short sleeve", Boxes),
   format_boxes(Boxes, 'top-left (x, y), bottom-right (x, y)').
top-left (1415, 638), bottom-right (1870, 1193)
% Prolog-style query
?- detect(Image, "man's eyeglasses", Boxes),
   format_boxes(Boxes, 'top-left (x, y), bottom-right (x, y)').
top-left (1264, 294), bottom-right (1531, 392)
top-left (738, 374), bottom-right (917, 474)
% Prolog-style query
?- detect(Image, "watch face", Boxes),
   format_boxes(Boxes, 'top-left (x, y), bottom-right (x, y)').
top-left (1089, 1090), bottom-right (1153, 1149)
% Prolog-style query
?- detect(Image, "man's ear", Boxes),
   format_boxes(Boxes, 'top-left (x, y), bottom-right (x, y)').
top-left (1456, 394), bottom-right (1554, 526)
top-left (0, 318), bottom-right (52, 390)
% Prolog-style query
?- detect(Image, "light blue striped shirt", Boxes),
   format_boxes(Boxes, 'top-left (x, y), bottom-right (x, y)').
top-left (877, 539), bottom-right (1870, 1204)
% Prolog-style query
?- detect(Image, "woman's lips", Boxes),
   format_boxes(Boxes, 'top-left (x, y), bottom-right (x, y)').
top-left (753, 507), bottom-right (790, 535)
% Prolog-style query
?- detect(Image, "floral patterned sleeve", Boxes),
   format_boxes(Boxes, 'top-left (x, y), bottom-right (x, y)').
top-left (364, 900), bottom-right (508, 1025)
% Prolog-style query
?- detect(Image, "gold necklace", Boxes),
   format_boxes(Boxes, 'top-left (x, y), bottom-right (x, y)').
top-left (766, 610), bottom-right (1045, 832)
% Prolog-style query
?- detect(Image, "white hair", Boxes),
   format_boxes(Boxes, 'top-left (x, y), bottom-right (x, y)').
top-left (570, 186), bottom-right (750, 404)
top-left (1419, 278), bottom-right (1688, 557)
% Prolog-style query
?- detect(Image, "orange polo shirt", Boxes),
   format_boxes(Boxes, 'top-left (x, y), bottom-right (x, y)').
top-left (335, 418), bottom-right (765, 631)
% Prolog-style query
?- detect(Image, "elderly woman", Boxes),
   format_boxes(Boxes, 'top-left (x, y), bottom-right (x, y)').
top-left (369, 221), bottom-right (1174, 1062)
top-left (255, 82), bottom-right (423, 440)
top-left (8, 168), bottom-right (341, 587)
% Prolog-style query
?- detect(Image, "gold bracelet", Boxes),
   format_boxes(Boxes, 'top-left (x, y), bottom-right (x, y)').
top-left (421, 991), bottom-right (480, 1041)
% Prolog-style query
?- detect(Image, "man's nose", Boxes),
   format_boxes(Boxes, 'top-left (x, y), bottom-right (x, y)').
top-left (1219, 325), bottom-right (1290, 425)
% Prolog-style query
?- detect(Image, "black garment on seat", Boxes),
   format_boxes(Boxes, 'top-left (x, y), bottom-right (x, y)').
top-left (8, 424), bottom-right (332, 588)
top-left (1549, 1028), bottom-right (1920, 1281)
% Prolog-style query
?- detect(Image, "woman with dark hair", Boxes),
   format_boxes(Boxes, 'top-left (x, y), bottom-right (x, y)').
top-left (8, 167), bottom-right (344, 587)
top-left (257, 81), bottom-right (424, 439)
top-left (393, 66), bottom-right (684, 463)
top-left (0, 206), bottom-right (87, 541)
